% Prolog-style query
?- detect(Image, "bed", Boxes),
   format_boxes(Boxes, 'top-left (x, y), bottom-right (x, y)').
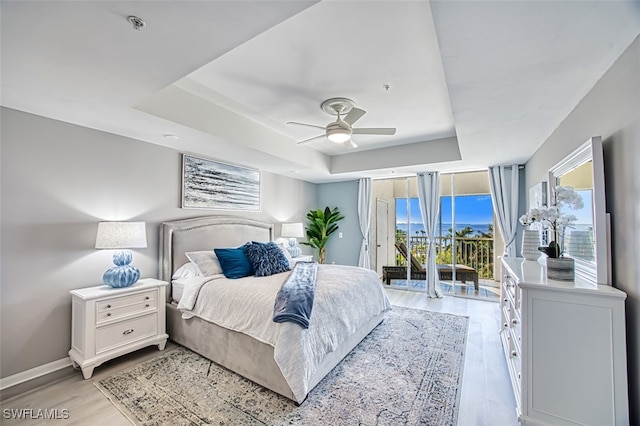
top-left (159, 216), bottom-right (391, 404)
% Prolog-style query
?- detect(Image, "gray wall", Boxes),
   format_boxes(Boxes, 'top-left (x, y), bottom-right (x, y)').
top-left (0, 107), bottom-right (317, 378)
top-left (316, 181), bottom-right (361, 266)
top-left (525, 35), bottom-right (640, 423)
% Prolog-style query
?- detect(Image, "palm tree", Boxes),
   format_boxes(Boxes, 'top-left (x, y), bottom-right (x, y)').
top-left (475, 224), bottom-right (494, 238)
top-left (454, 226), bottom-right (475, 238)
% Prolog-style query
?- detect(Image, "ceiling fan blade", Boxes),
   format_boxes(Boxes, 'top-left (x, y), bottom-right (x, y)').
top-left (345, 138), bottom-right (358, 149)
top-left (343, 107), bottom-right (366, 126)
top-left (352, 127), bottom-right (396, 135)
top-left (297, 135), bottom-right (326, 145)
top-left (286, 121), bottom-right (326, 130)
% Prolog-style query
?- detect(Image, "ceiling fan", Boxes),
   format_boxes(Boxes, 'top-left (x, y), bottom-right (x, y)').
top-left (286, 98), bottom-right (396, 148)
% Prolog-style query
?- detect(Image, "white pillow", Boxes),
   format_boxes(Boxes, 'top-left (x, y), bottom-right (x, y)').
top-left (185, 250), bottom-right (223, 277)
top-left (275, 241), bottom-right (294, 266)
top-left (171, 262), bottom-right (201, 280)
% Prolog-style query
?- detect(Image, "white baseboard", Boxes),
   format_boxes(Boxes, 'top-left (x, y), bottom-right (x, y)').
top-left (0, 357), bottom-right (72, 391)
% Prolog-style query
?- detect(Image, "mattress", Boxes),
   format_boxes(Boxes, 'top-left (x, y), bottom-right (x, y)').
top-left (171, 275), bottom-right (217, 303)
top-left (171, 279), bottom-right (186, 303)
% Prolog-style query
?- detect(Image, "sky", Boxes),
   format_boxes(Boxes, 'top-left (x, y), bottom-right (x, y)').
top-left (396, 195), bottom-right (494, 225)
top-left (395, 190), bottom-right (593, 227)
top-left (573, 190), bottom-right (593, 224)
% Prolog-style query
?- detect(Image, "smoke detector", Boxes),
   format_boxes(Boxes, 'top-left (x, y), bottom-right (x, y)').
top-left (127, 16), bottom-right (146, 31)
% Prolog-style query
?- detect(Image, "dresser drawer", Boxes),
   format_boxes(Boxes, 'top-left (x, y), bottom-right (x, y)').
top-left (511, 314), bottom-right (522, 347)
top-left (95, 313), bottom-right (158, 354)
top-left (96, 290), bottom-right (157, 324)
top-left (504, 275), bottom-right (516, 300)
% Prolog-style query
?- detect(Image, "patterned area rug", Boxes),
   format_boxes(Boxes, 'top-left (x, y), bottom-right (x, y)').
top-left (96, 306), bottom-right (469, 425)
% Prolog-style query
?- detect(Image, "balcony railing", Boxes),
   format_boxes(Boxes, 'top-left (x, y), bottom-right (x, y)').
top-left (395, 235), bottom-right (494, 279)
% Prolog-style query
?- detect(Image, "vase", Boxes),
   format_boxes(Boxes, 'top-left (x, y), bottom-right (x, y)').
top-left (521, 229), bottom-right (541, 261)
top-left (546, 257), bottom-right (575, 281)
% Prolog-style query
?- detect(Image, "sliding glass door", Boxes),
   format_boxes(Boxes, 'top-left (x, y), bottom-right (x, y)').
top-left (372, 171), bottom-right (500, 299)
top-left (439, 172), bottom-right (497, 298)
top-left (394, 177), bottom-right (423, 291)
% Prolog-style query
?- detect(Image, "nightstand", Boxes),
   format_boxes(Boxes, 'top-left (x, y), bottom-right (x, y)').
top-left (68, 278), bottom-right (169, 379)
top-left (290, 255), bottom-right (313, 265)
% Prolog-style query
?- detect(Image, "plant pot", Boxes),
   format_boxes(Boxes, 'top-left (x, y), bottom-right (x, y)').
top-left (521, 229), bottom-right (541, 261)
top-left (546, 257), bottom-right (575, 281)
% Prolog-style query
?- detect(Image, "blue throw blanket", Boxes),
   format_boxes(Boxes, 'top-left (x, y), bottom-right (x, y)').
top-left (273, 261), bottom-right (318, 329)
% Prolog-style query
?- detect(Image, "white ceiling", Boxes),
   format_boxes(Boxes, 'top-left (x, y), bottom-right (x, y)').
top-left (2, 1), bottom-right (640, 183)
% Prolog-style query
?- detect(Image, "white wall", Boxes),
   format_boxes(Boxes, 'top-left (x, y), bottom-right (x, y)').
top-left (0, 107), bottom-right (317, 378)
top-left (525, 35), bottom-right (640, 424)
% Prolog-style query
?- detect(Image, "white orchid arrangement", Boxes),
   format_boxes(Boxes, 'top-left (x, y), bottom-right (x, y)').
top-left (519, 185), bottom-right (584, 258)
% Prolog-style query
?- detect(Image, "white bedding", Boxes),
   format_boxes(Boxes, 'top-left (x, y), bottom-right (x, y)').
top-left (177, 264), bottom-right (391, 403)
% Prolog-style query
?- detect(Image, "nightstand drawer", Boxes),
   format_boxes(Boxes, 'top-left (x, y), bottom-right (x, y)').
top-left (96, 313), bottom-right (158, 354)
top-left (70, 279), bottom-right (169, 379)
top-left (96, 290), bottom-right (157, 324)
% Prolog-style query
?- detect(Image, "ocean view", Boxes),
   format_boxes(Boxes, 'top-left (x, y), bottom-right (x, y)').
top-left (396, 223), bottom-right (493, 237)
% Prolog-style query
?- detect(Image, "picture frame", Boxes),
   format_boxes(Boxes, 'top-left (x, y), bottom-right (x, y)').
top-left (182, 154), bottom-right (260, 211)
top-left (529, 181), bottom-right (547, 208)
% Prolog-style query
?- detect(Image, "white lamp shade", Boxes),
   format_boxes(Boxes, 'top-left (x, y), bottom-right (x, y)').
top-left (281, 222), bottom-right (304, 238)
top-left (95, 221), bottom-right (147, 249)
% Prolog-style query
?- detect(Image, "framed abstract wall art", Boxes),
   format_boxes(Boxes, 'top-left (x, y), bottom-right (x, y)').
top-left (182, 154), bottom-right (260, 211)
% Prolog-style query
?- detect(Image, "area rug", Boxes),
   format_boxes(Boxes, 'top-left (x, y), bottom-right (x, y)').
top-left (95, 306), bottom-right (469, 426)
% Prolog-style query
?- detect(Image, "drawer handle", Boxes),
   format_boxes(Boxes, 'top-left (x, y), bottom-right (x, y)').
top-left (511, 319), bottom-right (519, 325)
top-left (122, 329), bottom-right (134, 335)
top-left (107, 313), bottom-right (111, 317)
top-left (145, 304), bottom-right (150, 307)
top-left (106, 304), bottom-right (111, 309)
top-left (503, 323), bottom-right (508, 328)
top-left (511, 350), bottom-right (518, 357)
top-left (145, 296), bottom-right (150, 300)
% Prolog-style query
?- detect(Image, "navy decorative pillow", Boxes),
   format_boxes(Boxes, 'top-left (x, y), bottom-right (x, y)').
top-left (244, 241), bottom-right (291, 277)
top-left (214, 247), bottom-right (254, 279)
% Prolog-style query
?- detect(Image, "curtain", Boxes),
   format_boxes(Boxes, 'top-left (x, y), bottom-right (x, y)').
top-left (417, 172), bottom-right (443, 298)
top-left (488, 165), bottom-right (520, 257)
top-left (357, 178), bottom-right (372, 269)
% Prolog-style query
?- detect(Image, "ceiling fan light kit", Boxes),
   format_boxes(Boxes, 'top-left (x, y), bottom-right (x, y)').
top-left (327, 127), bottom-right (351, 143)
top-left (287, 97), bottom-right (396, 149)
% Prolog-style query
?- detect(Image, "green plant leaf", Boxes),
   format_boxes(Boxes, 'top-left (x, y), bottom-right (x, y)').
top-left (302, 206), bottom-right (344, 263)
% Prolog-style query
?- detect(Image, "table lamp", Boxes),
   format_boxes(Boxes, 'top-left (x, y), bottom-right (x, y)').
top-left (281, 222), bottom-right (304, 258)
top-left (95, 221), bottom-right (147, 288)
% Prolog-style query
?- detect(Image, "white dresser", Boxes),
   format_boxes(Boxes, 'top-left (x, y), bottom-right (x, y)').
top-left (500, 257), bottom-right (628, 425)
top-left (69, 278), bottom-right (169, 379)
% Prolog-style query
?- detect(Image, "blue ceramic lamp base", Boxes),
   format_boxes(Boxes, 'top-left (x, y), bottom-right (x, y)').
top-left (103, 249), bottom-right (141, 288)
top-left (287, 238), bottom-right (301, 258)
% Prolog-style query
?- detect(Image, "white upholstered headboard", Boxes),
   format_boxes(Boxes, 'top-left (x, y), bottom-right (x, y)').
top-left (159, 216), bottom-right (274, 299)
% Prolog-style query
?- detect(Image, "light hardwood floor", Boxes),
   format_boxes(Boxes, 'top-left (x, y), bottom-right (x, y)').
top-left (1, 289), bottom-right (519, 425)
top-left (385, 288), bottom-right (519, 426)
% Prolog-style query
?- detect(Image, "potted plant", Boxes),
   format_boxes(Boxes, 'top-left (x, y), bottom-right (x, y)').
top-left (300, 207), bottom-right (344, 264)
top-left (519, 185), bottom-right (583, 280)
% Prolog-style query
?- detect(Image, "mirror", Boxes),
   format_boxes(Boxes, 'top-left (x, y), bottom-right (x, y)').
top-left (549, 136), bottom-right (609, 285)
top-left (558, 161), bottom-right (594, 262)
